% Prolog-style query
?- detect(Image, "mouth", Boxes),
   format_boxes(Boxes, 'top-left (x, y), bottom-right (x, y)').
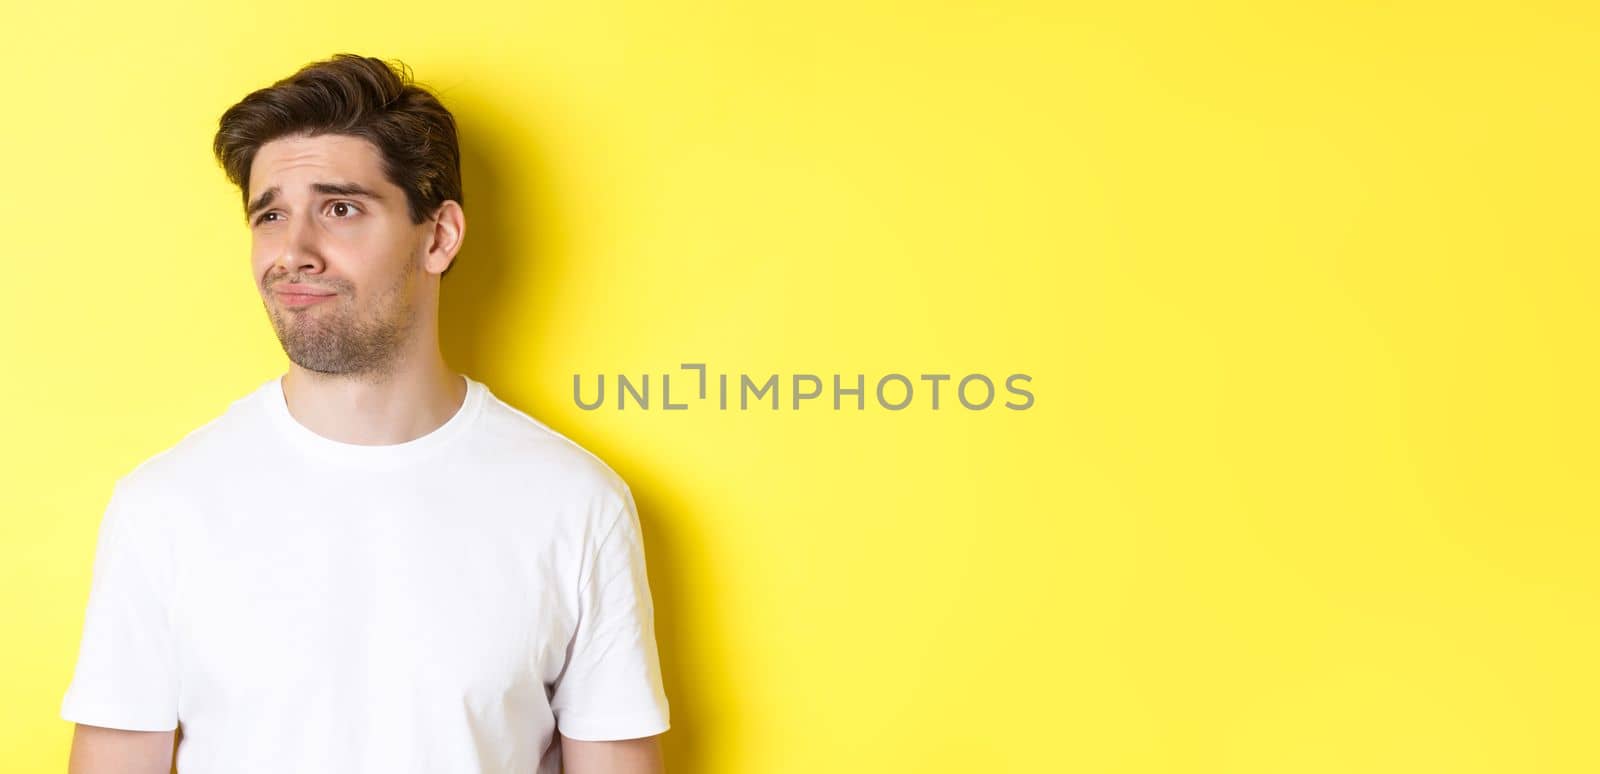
top-left (274, 290), bottom-right (337, 308)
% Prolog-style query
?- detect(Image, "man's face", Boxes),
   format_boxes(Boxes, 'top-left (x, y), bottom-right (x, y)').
top-left (247, 133), bottom-right (431, 377)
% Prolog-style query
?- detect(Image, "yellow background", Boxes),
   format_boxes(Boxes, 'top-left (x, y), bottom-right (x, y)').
top-left (4, 1), bottom-right (1596, 771)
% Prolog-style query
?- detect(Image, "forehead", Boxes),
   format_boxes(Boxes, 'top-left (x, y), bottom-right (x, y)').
top-left (248, 133), bottom-right (390, 198)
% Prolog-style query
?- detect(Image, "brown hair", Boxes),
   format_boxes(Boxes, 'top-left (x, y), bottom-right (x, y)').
top-left (212, 53), bottom-right (463, 229)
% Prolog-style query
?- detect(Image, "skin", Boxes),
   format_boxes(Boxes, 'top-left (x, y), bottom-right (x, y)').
top-left (69, 132), bottom-right (664, 773)
top-left (68, 725), bottom-right (175, 774)
top-left (250, 131), bottom-right (466, 444)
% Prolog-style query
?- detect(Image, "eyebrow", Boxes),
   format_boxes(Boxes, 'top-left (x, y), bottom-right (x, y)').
top-left (246, 182), bottom-right (385, 218)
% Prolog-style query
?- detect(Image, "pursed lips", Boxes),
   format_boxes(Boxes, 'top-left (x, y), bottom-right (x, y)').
top-left (274, 283), bottom-right (336, 296)
top-left (273, 284), bottom-right (338, 306)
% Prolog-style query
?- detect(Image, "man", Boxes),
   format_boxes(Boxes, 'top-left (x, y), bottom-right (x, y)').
top-left (61, 54), bottom-right (670, 774)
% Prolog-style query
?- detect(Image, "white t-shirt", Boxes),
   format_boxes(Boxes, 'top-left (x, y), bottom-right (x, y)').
top-left (61, 372), bottom-right (671, 773)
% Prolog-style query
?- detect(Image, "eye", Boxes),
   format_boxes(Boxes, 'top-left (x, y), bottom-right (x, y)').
top-left (251, 201), bottom-right (361, 227)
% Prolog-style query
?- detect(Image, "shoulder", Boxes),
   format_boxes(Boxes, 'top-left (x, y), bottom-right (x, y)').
top-left (92, 386), bottom-right (255, 556)
top-left (114, 383), bottom-right (267, 499)
top-left (471, 382), bottom-right (634, 515)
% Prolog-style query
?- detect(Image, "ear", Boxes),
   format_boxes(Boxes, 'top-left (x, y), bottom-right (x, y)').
top-left (422, 200), bottom-right (466, 276)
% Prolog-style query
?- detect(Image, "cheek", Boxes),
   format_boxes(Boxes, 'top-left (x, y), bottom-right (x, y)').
top-left (250, 227), bottom-right (288, 259)
top-left (249, 240), bottom-right (275, 283)
top-left (246, 222), bottom-right (399, 284)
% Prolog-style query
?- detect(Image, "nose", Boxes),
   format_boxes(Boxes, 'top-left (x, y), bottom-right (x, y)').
top-left (275, 212), bottom-right (327, 276)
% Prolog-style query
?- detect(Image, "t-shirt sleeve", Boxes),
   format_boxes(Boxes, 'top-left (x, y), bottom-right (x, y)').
top-left (549, 483), bottom-right (671, 741)
top-left (60, 476), bottom-right (180, 731)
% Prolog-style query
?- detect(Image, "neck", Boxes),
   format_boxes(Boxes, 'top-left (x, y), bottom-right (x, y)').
top-left (281, 343), bottom-right (467, 446)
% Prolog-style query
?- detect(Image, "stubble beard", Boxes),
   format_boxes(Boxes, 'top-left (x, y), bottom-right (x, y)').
top-left (264, 257), bottom-right (421, 380)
